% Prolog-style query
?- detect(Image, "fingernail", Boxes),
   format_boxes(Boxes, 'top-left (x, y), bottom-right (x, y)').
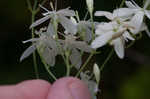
top-left (47, 77), bottom-right (92, 99)
top-left (69, 78), bottom-right (92, 99)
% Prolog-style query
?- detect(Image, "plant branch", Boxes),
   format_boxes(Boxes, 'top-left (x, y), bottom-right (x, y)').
top-left (100, 49), bottom-right (114, 71)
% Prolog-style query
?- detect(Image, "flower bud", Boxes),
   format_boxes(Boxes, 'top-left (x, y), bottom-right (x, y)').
top-left (93, 63), bottom-right (100, 84)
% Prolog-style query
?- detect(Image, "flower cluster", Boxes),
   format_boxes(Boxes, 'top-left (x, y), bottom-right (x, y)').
top-left (91, 0), bottom-right (150, 59)
top-left (21, 0), bottom-right (150, 99)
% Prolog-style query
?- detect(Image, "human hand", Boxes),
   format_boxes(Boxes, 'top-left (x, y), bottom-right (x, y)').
top-left (0, 77), bottom-right (92, 99)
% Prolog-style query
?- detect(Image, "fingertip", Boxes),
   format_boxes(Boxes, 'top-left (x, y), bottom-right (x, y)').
top-left (47, 77), bottom-right (92, 99)
top-left (16, 79), bottom-right (51, 99)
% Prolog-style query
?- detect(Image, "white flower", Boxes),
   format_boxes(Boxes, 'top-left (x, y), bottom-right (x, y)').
top-left (65, 17), bottom-right (93, 42)
top-left (58, 34), bottom-right (93, 69)
top-left (95, 8), bottom-right (134, 21)
top-left (30, 5), bottom-right (77, 35)
top-left (20, 32), bottom-right (61, 67)
top-left (91, 21), bottom-right (134, 59)
top-left (125, 0), bottom-right (150, 35)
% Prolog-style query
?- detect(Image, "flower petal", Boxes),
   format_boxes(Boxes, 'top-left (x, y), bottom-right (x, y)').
top-left (59, 16), bottom-right (77, 35)
top-left (125, 1), bottom-right (140, 9)
top-left (129, 11), bottom-right (144, 34)
top-left (94, 11), bottom-right (114, 20)
top-left (113, 8), bottom-right (135, 18)
top-left (72, 41), bottom-right (93, 52)
top-left (140, 23), bottom-right (150, 37)
top-left (123, 31), bottom-right (135, 41)
top-left (91, 31), bottom-right (114, 49)
top-left (46, 23), bottom-right (55, 36)
top-left (20, 44), bottom-right (36, 61)
top-left (41, 47), bottom-right (56, 67)
top-left (95, 22), bottom-right (114, 35)
top-left (112, 38), bottom-right (124, 59)
top-left (145, 10), bottom-right (150, 19)
top-left (57, 8), bottom-right (75, 16)
top-left (70, 49), bottom-right (82, 69)
top-left (30, 15), bottom-right (50, 28)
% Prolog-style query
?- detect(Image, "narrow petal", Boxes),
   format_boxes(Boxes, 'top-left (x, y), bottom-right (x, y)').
top-left (70, 49), bottom-right (82, 69)
top-left (113, 8), bottom-right (135, 18)
top-left (59, 16), bottom-right (77, 35)
top-left (20, 44), bottom-right (36, 61)
top-left (129, 11), bottom-right (144, 34)
top-left (57, 8), bottom-right (75, 16)
top-left (145, 10), bottom-right (150, 19)
top-left (30, 15), bottom-right (50, 28)
top-left (125, 1), bottom-right (140, 9)
top-left (41, 47), bottom-right (56, 67)
top-left (123, 31), bottom-right (135, 41)
top-left (72, 41), bottom-right (93, 52)
top-left (140, 23), bottom-right (150, 37)
top-left (22, 38), bottom-right (39, 43)
top-left (144, 0), bottom-right (150, 9)
top-left (94, 11), bottom-right (114, 20)
top-left (46, 23), bottom-right (55, 36)
top-left (91, 31), bottom-right (114, 49)
top-left (112, 38), bottom-right (124, 59)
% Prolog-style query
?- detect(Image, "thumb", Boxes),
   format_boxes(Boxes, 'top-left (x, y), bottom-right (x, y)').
top-left (47, 77), bottom-right (92, 99)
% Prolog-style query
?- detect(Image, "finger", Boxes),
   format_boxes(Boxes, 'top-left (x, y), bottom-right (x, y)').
top-left (0, 80), bottom-right (51, 99)
top-left (47, 77), bottom-right (92, 99)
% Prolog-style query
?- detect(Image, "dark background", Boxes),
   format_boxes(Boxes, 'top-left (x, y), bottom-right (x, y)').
top-left (0, 0), bottom-right (150, 99)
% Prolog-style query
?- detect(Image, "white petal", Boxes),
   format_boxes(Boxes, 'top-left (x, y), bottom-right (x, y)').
top-left (72, 41), bottom-right (93, 52)
top-left (46, 23), bottom-right (55, 36)
top-left (145, 29), bottom-right (150, 37)
top-left (30, 15), bottom-right (50, 28)
top-left (95, 11), bottom-right (114, 20)
top-left (57, 8), bottom-right (75, 16)
top-left (125, 1), bottom-right (140, 9)
top-left (23, 38), bottom-right (39, 43)
top-left (20, 44), bottom-right (36, 61)
top-left (59, 16), bottom-right (77, 35)
top-left (112, 38), bottom-right (124, 59)
top-left (123, 31), bottom-right (135, 41)
top-left (70, 49), bottom-right (82, 69)
top-left (144, 0), bottom-right (150, 9)
top-left (95, 22), bottom-right (114, 35)
top-left (145, 10), bottom-right (150, 19)
top-left (113, 8), bottom-right (135, 18)
top-left (129, 11), bottom-right (144, 34)
top-left (41, 47), bottom-right (56, 67)
top-left (91, 31), bottom-right (114, 49)
top-left (140, 23), bottom-right (150, 37)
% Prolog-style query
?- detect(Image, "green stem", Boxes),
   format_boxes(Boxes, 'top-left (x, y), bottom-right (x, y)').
top-left (90, 13), bottom-right (95, 41)
top-left (37, 48), bottom-right (57, 80)
top-left (31, 8), bottom-right (39, 79)
top-left (119, 0), bottom-right (126, 8)
top-left (75, 52), bottom-right (95, 77)
top-left (29, 0), bottom-right (48, 79)
top-left (42, 60), bottom-right (57, 81)
top-left (100, 49), bottom-right (114, 71)
top-left (65, 51), bottom-right (70, 76)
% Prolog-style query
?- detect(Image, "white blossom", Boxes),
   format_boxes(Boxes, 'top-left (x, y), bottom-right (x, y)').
top-left (30, 6), bottom-right (77, 35)
top-left (91, 21), bottom-right (134, 59)
top-left (125, 0), bottom-right (150, 35)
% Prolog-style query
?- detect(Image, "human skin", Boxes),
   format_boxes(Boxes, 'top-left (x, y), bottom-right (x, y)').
top-left (0, 77), bottom-right (92, 99)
